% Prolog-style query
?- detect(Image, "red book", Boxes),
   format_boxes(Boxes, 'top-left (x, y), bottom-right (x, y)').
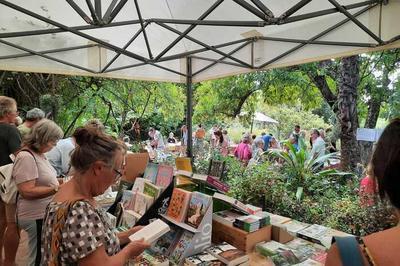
top-left (206, 175), bottom-right (230, 193)
top-left (166, 188), bottom-right (191, 222)
top-left (156, 165), bottom-right (174, 188)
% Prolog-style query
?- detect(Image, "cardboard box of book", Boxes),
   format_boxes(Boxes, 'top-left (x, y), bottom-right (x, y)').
top-left (212, 218), bottom-right (271, 253)
top-left (265, 212), bottom-right (294, 244)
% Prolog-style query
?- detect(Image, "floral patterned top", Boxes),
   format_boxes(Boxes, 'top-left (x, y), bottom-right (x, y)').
top-left (41, 200), bottom-right (120, 265)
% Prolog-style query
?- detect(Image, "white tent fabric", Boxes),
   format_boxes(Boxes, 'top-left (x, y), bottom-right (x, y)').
top-left (0, 0), bottom-right (399, 83)
top-left (254, 112), bottom-right (279, 124)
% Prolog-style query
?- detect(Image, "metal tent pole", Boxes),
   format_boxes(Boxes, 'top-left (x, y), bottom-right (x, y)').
top-left (186, 57), bottom-right (193, 159)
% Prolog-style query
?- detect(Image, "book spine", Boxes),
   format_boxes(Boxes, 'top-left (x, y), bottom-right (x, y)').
top-left (206, 176), bottom-right (230, 193)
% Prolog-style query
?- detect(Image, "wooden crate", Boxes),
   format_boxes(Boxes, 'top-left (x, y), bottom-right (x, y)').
top-left (212, 220), bottom-right (272, 253)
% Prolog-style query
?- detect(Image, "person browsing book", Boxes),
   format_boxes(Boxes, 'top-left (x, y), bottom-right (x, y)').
top-left (41, 127), bottom-right (149, 266)
top-left (326, 118), bottom-right (400, 265)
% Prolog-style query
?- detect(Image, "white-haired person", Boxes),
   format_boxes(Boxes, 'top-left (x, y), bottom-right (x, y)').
top-left (18, 108), bottom-right (45, 139)
top-left (13, 119), bottom-right (63, 265)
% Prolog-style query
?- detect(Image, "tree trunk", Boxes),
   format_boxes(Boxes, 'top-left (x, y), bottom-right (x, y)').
top-left (338, 56), bottom-right (361, 171)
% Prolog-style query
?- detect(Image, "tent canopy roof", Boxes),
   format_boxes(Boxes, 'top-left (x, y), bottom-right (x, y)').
top-left (1, 0), bottom-right (399, 83)
top-left (254, 112), bottom-right (279, 124)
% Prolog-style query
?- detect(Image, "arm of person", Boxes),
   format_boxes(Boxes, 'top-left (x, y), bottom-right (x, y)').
top-left (116, 226), bottom-right (144, 245)
top-left (17, 180), bottom-right (56, 200)
top-left (78, 240), bottom-right (150, 266)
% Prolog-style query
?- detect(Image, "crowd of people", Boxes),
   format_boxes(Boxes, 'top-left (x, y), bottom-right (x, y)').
top-left (0, 96), bottom-right (149, 266)
top-left (1, 94), bottom-right (399, 265)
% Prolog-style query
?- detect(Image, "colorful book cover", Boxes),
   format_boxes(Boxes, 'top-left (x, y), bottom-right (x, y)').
top-left (132, 177), bottom-right (146, 193)
top-left (143, 181), bottom-right (162, 199)
top-left (206, 175), bottom-right (230, 193)
top-left (156, 165), bottom-right (174, 188)
top-left (206, 242), bottom-right (248, 265)
top-left (175, 157), bottom-right (192, 172)
top-left (151, 224), bottom-right (182, 256)
top-left (166, 188), bottom-right (191, 222)
top-left (121, 190), bottom-right (136, 211)
top-left (184, 251), bottom-right (224, 266)
top-left (143, 163), bottom-right (159, 184)
top-left (185, 192), bottom-right (212, 228)
top-left (255, 241), bottom-right (289, 257)
top-left (133, 249), bottom-right (169, 266)
top-left (170, 230), bottom-right (194, 264)
top-left (270, 248), bottom-right (300, 266)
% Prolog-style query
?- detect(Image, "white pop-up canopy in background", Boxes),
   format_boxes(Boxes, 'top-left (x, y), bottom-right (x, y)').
top-left (0, 0), bottom-right (399, 83)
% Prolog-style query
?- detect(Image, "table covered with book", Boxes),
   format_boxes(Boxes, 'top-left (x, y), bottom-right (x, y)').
top-left (96, 156), bottom-right (352, 265)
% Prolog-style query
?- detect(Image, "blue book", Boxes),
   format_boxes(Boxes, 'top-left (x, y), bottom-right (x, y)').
top-left (143, 162), bottom-right (159, 184)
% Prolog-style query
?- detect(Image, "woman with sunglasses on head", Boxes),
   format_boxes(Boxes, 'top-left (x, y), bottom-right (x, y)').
top-left (41, 126), bottom-right (149, 266)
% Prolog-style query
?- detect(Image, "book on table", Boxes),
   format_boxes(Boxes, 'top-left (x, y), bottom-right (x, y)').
top-left (175, 157), bottom-right (192, 172)
top-left (134, 192), bottom-right (154, 215)
top-left (132, 177), bottom-right (146, 193)
top-left (132, 249), bottom-right (169, 266)
top-left (143, 162), bottom-right (159, 184)
top-left (212, 209), bottom-right (245, 227)
top-left (184, 251), bottom-right (224, 266)
top-left (121, 190), bottom-right (136, 211)
top-left (151, 224), bottom-right (183, 256)
top-left (185, 191), bottom-right (212, 229)
top-left (166, 188), bottom-right (192, 223)
top-left (155, 165), bottom-right (174, 188)
top-left (206, 242), bottom-right (249, 266)
top-left (143, 181), bottom-right (163, 199)
top-left (169, 230), bottom-right (195, 265)
top-left (283, 220), bottom-right (310, 235)
top-left (129, 219), bottom-right (170, 244)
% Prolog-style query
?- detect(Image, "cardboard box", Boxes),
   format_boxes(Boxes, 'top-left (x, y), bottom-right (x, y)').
top-left (212, 220), bottom-right (271, 253)
top-left (122, 152), bottom-right (149, 182)
top-left (271, 225), bottom-right (295, 244)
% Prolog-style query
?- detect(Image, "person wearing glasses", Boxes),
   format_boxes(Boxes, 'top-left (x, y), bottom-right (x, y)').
top-left (12, 119), bottom-right (63, 266)
top-left (0, 96), bottom-right (22, 266)
top-left (41, 126), bottom-right (149, 266)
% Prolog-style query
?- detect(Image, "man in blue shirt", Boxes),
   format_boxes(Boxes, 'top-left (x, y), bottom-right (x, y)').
top-left (261, 132), bottom-right (272, 151)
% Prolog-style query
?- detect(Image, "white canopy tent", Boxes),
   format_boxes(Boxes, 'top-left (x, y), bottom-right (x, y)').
top-left (1, 0), bottom-right (399, 156)
top-left (254, 112), bottom-right (279, 124)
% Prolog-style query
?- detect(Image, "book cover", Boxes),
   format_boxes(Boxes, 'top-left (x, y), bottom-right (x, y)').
top-left (283, 220), bottom-right (310, 235)
top-left (270, 248), bottom-right (300, 266)
top-left (175, 157), bottom-right (192, 172)
top-left (143, 181), bottom-right (162, 199)
top-left (255, 241), bottom-right (289, 257)
top-left (143, 163), bottom-right (159, 184)
top-left (285, 238), bottom-right (324, 262)
top-left (206, 175), bottom-right (230, 193)
top-left (151, 224), bottom-right (182, 256)
top-left (132, 177), bottom-right (146, 193)
top-left (206, 242), bottom-right (248, 266)
top-left (133, 250), bottom-right (169, 266)
top-left (212, 210), bottom-right (244, 227)
top-left (134, 192), bottom-right (154, 215)
top-left (245, 204), bottom-right (262, 215)
top-left (121, 190), bottom-right (136, 211)
top-left (184, 251), bottom-right (224, 266)
top-left (129, 219), bottom-right (170, 244)
top-left (170, 230), bottom-right (194, 264)
top-left (185, 191), bottom-right (212, 228)
top-left (166, 188), bottom-right (191, 222)
top-left (155, 165), bottom-right (174, 188)
top-left (297, 224), bottom-right (330, 246)
top-left (121, 209), bottom-right (137, 228)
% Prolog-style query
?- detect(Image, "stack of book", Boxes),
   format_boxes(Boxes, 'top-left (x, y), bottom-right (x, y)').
top-left (233, 213), bottom-right (270, 233)
top-left (205, 242), bottom-right (249, 266)
top-left (256, 239), bottom-right (327, 266)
